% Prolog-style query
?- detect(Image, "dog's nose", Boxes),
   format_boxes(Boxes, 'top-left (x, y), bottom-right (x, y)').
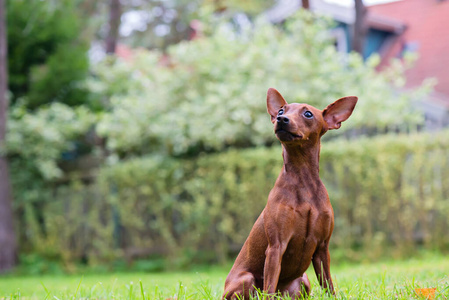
top-left (277, 115), bottom-right (289, 124)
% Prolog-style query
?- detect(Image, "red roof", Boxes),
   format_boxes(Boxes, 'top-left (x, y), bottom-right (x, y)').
top-left (369, 0), bottom-right (449, 100)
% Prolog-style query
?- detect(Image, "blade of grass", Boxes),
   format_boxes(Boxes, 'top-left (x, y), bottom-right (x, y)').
top-left (128, 281), bottom-right (134, 300)
top-left (72, 276), bottom-right (83, 300)
top-left (139, 280), bottom-right (146, 300)
top-left (41, 282), bottom-right (51, 300)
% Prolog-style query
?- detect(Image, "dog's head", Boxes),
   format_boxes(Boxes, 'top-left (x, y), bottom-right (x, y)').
top-left (266, 88), bottom-right (357, 144)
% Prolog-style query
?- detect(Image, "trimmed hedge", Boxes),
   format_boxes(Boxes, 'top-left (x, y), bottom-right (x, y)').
top-left (17, 130), bottom-right (449, 268)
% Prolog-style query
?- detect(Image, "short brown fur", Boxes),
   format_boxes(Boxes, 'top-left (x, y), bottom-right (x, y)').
top-left (222, 88), bottom-right (357, 299)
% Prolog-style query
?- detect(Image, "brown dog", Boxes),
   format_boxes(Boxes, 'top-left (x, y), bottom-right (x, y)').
top-left (222, 88), bottom-right (357, 299)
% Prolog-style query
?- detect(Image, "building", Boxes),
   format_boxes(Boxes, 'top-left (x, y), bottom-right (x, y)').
top-left (265, 0), bottom-right (449, 129)
top-left (369, 0), bottom-right (449, 128)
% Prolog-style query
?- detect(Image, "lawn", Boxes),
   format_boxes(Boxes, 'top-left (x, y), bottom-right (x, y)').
top-left (0, 254), bottom-right (448, 299)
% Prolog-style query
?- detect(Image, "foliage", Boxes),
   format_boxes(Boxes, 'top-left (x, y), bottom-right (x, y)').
top-left (118, 0), bottom-right (275, 50)
top-left (13, 130), bottom-right (449, 268)
top-left (5, 103), bottom-right (97, 267)
top-left (90, 11), bottom-right (431, 158)
top-left (6, 102), bottom-right (96, 240)
top-left (7, 0), bottom-right (90, 109)
top-left (321, 132), bottom-right (449, 261)
top-left (119, 0), bottom-right (202, 50)
top-left (203, 0), bottom-right (276, 15)
top-left (7, 103), bottom-right (96, 180)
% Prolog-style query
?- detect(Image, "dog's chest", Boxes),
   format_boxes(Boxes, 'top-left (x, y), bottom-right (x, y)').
top-left (279, 206), bottom-right (333, 276)
top-left (292, 202), bottom-right (333, 239)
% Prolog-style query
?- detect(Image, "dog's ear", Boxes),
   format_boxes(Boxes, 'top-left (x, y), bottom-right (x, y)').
top-left (322, 96), bottom-right (358, 130)
top-left (267, 88), bottom-right (288, 123)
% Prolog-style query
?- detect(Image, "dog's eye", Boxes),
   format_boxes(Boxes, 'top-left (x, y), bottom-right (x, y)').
top-left (278, 109), bottom-right (284, 115)
top-left (304, 111), bottom-right (313, 119)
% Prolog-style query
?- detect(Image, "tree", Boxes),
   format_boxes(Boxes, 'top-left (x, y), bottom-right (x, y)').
top-left (7, 0), bottom-right (90, 109)
top-left (352, 0), bottom-right (367, 55)
top-left (119, 0), bottom-right (275, 50)
top-left (301, 0), bottom-right (310, 10)
top-left (0, 0), bottom-right (17, 272)
top-left (106, 0), bottom-right (121, 54)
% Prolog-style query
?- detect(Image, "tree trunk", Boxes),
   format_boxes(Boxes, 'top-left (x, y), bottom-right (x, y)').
top-left (105, 0), bottom-right (121, 54)
top-left (352, 0), bottom-right (367, 55)
top-left (301, 0), bottom-right (310, 10)
top-left (0, 0), bottom-right (17, 273)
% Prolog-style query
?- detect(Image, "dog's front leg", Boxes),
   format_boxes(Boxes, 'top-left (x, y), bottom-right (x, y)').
top-left (263, 243), bottom-right (286, 294)
top-left (312, 242), bottom-right (335, 294)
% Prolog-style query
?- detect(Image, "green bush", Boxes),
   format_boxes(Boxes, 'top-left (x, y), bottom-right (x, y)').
top-left (322, 132), bottom-right (449, 261)
top-left (7, 103), bottom-right (96, 181)
top-left (90, 11), bottom-right (431, 158)
top-left (18, 130), bottom-right (449, 269)
top-left (6, 103), bottom-right (97, 259)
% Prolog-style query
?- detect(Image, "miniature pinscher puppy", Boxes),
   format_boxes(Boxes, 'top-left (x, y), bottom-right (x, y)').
top-left (222, 88), bottom-right (357, 299)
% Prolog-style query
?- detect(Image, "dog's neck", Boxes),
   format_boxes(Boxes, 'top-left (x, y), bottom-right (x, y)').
top-left (280, 141), bottom-right (322, 187)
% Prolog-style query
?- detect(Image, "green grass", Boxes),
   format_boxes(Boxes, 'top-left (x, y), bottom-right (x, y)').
top-left (1, 255), bottom-right (448, 299)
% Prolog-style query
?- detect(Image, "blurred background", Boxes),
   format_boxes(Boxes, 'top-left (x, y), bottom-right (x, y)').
top-left (0, 0), bottom-right (448, 274)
